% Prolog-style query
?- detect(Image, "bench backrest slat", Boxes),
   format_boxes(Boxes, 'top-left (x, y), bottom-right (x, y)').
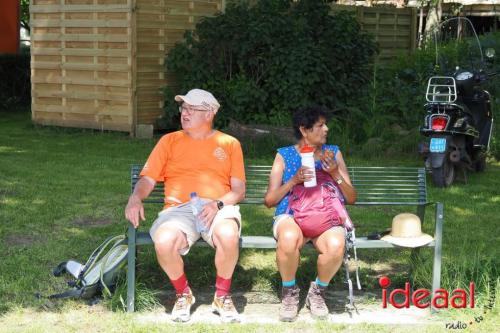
top-left (131, 164), bottom-right (427, 206)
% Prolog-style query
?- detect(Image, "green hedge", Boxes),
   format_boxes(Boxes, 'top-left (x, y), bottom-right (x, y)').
top-left (471, 33), bottom-right (499, 159)
top-left (163, 0), bottom-right (377, 128)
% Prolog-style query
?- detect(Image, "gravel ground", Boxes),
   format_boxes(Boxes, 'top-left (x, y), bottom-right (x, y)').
top-left (137, 289), bottom-right (434, 325)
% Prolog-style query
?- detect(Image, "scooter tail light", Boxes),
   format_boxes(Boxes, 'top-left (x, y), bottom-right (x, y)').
top-left (431, 117), bottom-right (448, 130)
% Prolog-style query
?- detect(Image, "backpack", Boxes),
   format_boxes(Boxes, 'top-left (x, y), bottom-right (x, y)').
top-left (288, 170), bottom-right (353, 238)
top-left (288, 170), bottom-right (361, 309)
top-left (49, 235), bottom-right (128, 299)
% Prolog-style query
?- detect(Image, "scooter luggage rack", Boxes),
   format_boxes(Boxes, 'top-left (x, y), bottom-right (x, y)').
top-left (426, 76), bottom-right (457, 103)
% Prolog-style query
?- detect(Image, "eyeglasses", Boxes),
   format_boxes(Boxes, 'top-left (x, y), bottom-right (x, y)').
top-left (178, 105), bottom-right (210, 114)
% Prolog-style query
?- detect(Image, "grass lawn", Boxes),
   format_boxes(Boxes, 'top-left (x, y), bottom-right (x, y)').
top-left (0, 111), bottom-right (498, 332)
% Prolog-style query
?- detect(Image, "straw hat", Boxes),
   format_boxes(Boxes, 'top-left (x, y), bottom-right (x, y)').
top-left (381, 213), bottom-right (433, 248)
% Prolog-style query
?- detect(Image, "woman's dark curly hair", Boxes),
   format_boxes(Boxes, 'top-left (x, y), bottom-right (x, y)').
top-left (292, 105), bottom-right (331, 140)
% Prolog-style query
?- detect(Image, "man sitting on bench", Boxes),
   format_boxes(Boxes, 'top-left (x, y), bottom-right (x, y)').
top-left (124, 89), bottom-right (246, 323)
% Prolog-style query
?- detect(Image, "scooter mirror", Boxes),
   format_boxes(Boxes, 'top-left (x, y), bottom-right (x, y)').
top-left (485, 48), bottom-right (495, 59)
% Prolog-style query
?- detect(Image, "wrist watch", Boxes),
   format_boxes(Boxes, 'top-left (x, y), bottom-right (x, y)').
top-left (335, 177), bottom-right (344, 185)
top-left (216, 200), bottom-right (224, 210)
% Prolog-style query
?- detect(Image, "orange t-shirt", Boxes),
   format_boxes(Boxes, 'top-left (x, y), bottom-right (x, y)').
top-left (140, 130), bottom-right (246, 208)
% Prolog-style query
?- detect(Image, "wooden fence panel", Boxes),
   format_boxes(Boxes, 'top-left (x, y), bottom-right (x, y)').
top-left (31, 0), bottom-right (134, 132)
top-left (31, 0), bottom-right (222, 133)
top-left (331, 4), bottom-right (417, 64)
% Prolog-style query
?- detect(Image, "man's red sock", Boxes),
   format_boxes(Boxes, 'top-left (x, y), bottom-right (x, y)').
top-left (215, 275), bottom-right (232, 297)
top-left (170, 274), bottom-right (190, 295)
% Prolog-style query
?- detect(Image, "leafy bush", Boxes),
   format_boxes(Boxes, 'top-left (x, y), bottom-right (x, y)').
top-left (164, 0), bottom-right (377, 128)
top-left (0, 48), bottom-right (31, 111)
top-left (479, 32), bottom-right (500, 159)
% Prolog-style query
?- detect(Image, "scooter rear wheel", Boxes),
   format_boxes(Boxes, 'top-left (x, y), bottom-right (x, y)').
top-left (432, 156), bottom-right (456, 187)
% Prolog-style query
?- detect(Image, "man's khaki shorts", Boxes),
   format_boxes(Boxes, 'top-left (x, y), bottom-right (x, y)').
top-left (150, 199), bottom-right (242, 255)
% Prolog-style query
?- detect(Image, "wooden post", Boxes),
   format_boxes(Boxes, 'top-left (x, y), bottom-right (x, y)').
top-left (130, 0), bottom-right (137, 137)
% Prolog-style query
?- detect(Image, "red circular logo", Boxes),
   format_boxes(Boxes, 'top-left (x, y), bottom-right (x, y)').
top-left (379, 276), bottom-right (391, 288)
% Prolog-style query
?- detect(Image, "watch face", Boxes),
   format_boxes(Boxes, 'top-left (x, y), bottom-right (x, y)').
top-left (217, 200), bottom-right (224, 210)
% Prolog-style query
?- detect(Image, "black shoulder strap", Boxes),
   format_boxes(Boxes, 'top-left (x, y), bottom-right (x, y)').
top-left (48, 288), bottom-right (84, 299)
top-left (53, 262), bottom-right (68, 277)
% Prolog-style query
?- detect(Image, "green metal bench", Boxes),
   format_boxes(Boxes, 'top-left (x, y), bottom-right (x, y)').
top-left (126, 165), bottom-right (443, 312)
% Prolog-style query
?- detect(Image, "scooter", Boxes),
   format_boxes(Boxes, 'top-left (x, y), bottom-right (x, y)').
top-left (419, 18), bottom-right (496, 187)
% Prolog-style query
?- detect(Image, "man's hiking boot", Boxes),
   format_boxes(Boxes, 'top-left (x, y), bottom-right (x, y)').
top-left (212, 294), bottom-right (241, 323)
top-left (171, 289), bottom-right (195, 322)
top-left (305, 282), bottom-right (329, 320)
top-left (279, 285), bottom-right (300, 322)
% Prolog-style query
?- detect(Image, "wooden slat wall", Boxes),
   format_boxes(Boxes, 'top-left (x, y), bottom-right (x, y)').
top-left (331, 4), bottom-right (417, 64)
top-left (31, 0), bottom-right (221, 134)
top-left (463, 4), bottom-right (500, 16)
top-left (135, 0), bottom-right (222, 126)
top-left (30, 0), bottom-right (135, 132)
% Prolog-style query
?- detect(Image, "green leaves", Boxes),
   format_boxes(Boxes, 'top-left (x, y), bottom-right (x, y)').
top-left (20, 0), bottom-right (30, 31)
top-left (164, 0), bottom-right (377, 127)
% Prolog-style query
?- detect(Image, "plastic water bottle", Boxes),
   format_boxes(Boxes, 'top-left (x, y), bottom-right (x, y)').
top-left (300, 145), bottom-right (317, 187)
top-left (190, 192), bottom-right (207, 233)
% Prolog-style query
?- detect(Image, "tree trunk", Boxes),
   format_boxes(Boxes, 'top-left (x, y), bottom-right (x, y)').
top-left (418, 6), bottom-right (424, 48)
top-left (424, 0), bottom-right (442, 34)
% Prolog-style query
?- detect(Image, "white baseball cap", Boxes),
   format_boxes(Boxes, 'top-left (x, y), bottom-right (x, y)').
top-left (175, 89), bottom-right (220, 113)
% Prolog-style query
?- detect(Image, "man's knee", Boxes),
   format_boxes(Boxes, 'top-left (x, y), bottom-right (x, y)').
top-left (154, 228), bottom-right (187, 256)
top-left (213, 219), bottom-right (239, 248)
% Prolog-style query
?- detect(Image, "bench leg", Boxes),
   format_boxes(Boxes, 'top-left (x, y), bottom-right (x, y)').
top-left (431, 202), bottom-right (444, 314)
top-left (410, 205), bottom-right (427, 279)
top-left (127, 224), bottom-right (137, 313)
top-left (416, 205), bottom-right (426, 229)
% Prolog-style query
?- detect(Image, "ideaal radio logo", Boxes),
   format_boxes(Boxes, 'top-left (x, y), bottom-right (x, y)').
top-left (378, 276), bottom-right (474, 309)
top-left (378, 276), bottom-right (496, 329)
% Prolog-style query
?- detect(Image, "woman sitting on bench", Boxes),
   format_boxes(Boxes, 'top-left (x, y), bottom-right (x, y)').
top-left (264, 105), bottom-right (356, 322)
